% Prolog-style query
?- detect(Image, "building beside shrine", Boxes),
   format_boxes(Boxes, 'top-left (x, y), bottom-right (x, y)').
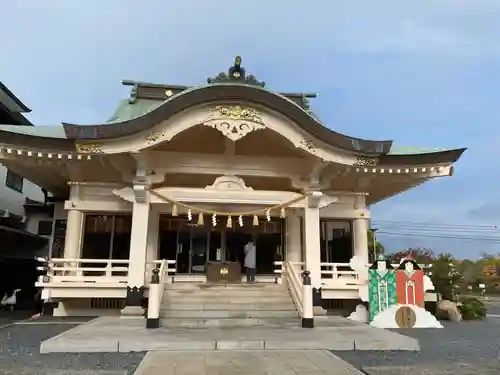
top-left (0, 57), bottom-right (465, 317)
top-left (0, 82), bottom-right (52, 304)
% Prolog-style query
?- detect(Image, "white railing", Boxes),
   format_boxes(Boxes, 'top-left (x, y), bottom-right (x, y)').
top-left (320, 262), bottom-right (360, 280)
top-left (283, 261), bottom-right (305, 316)
top-left (320, 262), bottom-right (432, 286)
top-left (44, 258), bottom-right (129, 284)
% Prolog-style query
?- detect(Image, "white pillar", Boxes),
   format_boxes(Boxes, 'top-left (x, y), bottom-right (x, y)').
top-left (63, 185), bottom-right (83, 260)
top-left (122, 199), bottom-right (151, 317)
top-left (63, 209), bottom-right (83, 259)
top-left (145, 207), bottom-right (160, 279)
top-left (303, 194), bottom-right (322, 288)
top-left (286, 213), bottom-right (302, 263)
top-left (353, 196), bottom-right (369, 266)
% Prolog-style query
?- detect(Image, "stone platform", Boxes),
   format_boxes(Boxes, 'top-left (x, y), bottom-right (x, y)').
top-left (40, 316), bottom-right (419, 353)
top-left (133, 350), bottom-right (366, 375)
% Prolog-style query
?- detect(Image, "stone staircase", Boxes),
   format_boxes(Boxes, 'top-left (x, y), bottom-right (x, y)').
top-left (159, 283), bottom-right (300, 328)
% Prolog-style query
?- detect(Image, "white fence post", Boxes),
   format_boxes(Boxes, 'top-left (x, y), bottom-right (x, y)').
top-left (301, 270), bottom-right (314, 328)
top-left (146, 269), bottom-right (160, 329)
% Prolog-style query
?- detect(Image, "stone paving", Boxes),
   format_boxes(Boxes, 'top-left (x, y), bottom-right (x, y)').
top-left (133, 350), bottom-right (364, 375)
top-left (40, 315), bottom-right (419, 353)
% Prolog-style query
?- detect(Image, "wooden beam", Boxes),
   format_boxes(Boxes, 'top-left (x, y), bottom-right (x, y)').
top-left (141, 151), bottom-right (312, 178)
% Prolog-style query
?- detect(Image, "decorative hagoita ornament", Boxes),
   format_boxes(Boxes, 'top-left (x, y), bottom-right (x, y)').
top-left (368, 256), bottom-right (397, 321)
top-left (396, 257), bottom-right (425, 307)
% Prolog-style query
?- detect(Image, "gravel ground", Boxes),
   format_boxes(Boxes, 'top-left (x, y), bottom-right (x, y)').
top-left (333, 315), bottom-right (500, 374)
top-left (2, 308), bottom-right (500, 375)
top-left (0, 318), bottom-right (145, 375)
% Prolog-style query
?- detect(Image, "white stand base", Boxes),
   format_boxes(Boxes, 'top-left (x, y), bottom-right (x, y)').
top-left (120, 306), bottom-right (145, 319)
top-left (347, 304), bottom-right (369, 323)
top-left (370, 304), bottom-right (443, 329)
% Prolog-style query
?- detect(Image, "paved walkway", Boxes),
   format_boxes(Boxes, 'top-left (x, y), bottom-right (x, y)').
top-left (133, 350), bottom-right (365, 375)
top-left (40, 316), bottom-right (419, 353)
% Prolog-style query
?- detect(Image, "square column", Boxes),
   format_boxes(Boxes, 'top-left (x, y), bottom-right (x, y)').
top-left (145, 207), bottom-right (160, 279)
top-left (303, 206), bottom-right (321, 287)
top-left (122, 199), bottom-right (151, 317)
top-left (302, 192), bottom-right (326, 314)
top-left (286, 212), bottom-right (302, 263)
top-left (63, 185), bottom-right (84, 260)
top-left (353, 196), bottom-right (369, 266)
top-left (63, 209), bottom-right (83, 259)
top-left (303, 193), bottom-right (322, 288)
top-left (353, 218), bottom-right (369, 265)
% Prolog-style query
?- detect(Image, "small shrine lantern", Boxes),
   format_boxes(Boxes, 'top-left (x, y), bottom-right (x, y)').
top-left (368, 256), bottom-right (397, 321)
top-left (396, 257), bottom-right (425, 307)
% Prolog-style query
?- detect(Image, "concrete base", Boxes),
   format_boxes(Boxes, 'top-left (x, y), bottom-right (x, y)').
top-left (302, 317), bottom-right (314, 328)
top-left (40, 316), bottom-right (420, 353)
top-left (133, 350), bottom-right (365, 375)
top-left (120, 306), bottom-right (145, 318)
top-left (313, 306), bottom-right (328, 316)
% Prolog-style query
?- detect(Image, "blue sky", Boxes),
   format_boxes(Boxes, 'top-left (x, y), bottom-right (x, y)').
top-left (1, 0), bottom-right (500, 258)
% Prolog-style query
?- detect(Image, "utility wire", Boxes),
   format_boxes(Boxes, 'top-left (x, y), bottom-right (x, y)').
top-left (374, 226), bottom-right (499, 234)
top-left (377, 230), bottom-right (500, 243)
top-left (373, 220), bottom-right (498, 230)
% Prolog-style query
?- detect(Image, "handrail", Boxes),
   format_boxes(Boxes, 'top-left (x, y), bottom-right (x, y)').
top-left (146, 259), bottom-right (167, 328)
top-left (146, 260), bottom-right (177, 283)
top-left (284, 261), bottom-right (304, 316)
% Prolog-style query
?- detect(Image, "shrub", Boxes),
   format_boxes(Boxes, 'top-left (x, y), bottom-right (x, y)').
top-left (459, 297), bottom-right (487, 320)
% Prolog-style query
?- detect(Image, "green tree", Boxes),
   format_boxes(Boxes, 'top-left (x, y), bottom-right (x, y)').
top-left (431, 253), bottom-right (463, 301)
top-left (456, 259), bottom-right (479, 285)
top-left (388, 248), bottom-right (436, 264)
top-left (368, 230), bottom-right (385, 262)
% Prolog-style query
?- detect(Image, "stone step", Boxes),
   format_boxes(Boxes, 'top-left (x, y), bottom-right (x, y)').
top-left (161, 295), bottom-right (293, 304)
top-left (160, 309), bottom-right (298, 319)
top-left (163, 290), bottom-right (290, 298)
top-left (165, 283), bottom-right (284, 290)
top-left (159, 317), bottom-right (301, 328)
top-left (160, 302), bottom-right (295, 311)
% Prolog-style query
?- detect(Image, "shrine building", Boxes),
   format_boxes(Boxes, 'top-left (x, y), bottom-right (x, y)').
top-left (0, 57), bottom-right (465, 318)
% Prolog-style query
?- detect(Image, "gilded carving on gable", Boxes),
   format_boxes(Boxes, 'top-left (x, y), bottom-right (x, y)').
top-left (208, 105), bottom-right (264, 124)
top-left (205, 105), bottom-right (266, 141)
top-left (145, 131), bottom-right (164, 144)
top-left (300, 139), bottom-right (318, 151)
top-left (353, 156), bottom-right (379, 167)
top-left (75, 143), bottom-right (104, 154)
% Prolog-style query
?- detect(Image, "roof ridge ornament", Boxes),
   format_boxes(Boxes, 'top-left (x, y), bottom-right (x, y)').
top-left (207, 56), bottom-right (266, 88)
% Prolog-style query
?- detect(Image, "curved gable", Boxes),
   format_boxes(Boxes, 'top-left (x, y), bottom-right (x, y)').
top-left (90, 101), bottom-right (368, 165)
top-left (63, 84), bottom-right (392, 155)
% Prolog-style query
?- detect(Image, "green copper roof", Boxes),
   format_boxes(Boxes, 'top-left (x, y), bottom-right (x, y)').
top-left (0, 124), bottom-right (67, 138)
top-left (388, 145), bottom-right (453, 155)
top-left (106, 99), bottom-right (162, 123)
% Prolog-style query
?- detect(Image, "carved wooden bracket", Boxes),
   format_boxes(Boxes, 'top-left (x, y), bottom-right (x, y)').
top-left (133, 184), bottom-right (148, 203)
top-left (306, 191), bottom-right (323, 208)
top-left (205, 175), bottom-right (253, 191)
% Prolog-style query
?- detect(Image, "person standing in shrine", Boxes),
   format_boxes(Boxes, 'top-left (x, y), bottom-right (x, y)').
top-left (244, 240), bottom-right (256, 283)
